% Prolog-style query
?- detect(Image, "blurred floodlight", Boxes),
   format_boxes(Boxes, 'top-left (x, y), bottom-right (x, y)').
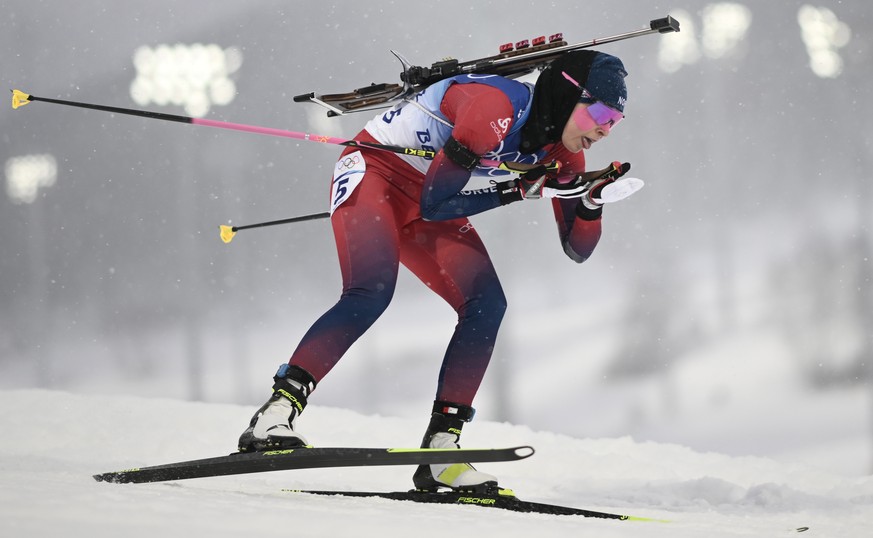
top-left (798, 5), bottom-right (851, 78)
top-left (659, 4), bottom-right (752, 73)
top-left (5, 154), bottom-right (58, 205)
top-left (701, 3), bottom-right (752, 59)
top-left (130, 43), bottom-right (243, 117)
top-left (658, 9), bottom-right (700, 73)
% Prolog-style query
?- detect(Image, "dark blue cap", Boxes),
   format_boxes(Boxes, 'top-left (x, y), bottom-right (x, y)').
top-left (581, 53), bottom-right (628, 112)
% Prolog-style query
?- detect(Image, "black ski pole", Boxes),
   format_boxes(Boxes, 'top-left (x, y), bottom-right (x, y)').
top-left (219, 211), bottom-right (330, 244)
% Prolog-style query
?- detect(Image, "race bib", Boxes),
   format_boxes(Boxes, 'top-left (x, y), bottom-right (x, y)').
top-left (331, 150), bottom-right (366, 214)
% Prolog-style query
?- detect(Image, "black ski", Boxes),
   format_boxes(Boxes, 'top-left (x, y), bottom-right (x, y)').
top-left (287, 488), bottom-right (668, 522)
top-left (288, 489), bottom-right (811, 531)
top-left (93, 445), bottom-right (534, 484)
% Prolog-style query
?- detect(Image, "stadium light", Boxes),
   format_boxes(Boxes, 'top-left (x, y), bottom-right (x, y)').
top-left (657, 9), bottom-right (699, 73)
top-left (130, 43), bottom-right (243, 117)
top-left (798, 5), bottom-right (851, 78)
top-left (700, 3), bottom-right (752, 59)
top-left (657, 3), bottom-right (752, 73)
top-left (5, 154), bottom-right (57, 205)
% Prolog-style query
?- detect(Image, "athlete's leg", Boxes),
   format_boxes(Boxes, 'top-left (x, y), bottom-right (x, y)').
top-left (287, 170), bottom-right (403, 382)
top-left (401, 217), bottom-right (506, 489)
top-left (240, 152), bottom-right (411, 452)
top-left (399, 218), bottom-right (507, 405)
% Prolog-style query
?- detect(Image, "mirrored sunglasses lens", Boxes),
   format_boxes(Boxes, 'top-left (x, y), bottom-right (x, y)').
top-left (588, 102), bottom-right (623, 127)
top-left (571, 106), bottom-right (597, 131)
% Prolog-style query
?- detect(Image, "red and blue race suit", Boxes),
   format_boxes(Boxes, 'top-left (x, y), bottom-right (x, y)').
top-left (288, 75), bottom-right (602, 406)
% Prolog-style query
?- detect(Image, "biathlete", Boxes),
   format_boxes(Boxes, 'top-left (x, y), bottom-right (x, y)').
top-left (238, 49), bottom-right (641, 492)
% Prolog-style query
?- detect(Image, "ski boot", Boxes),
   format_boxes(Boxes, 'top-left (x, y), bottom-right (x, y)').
top-left (412, 401), bottom-right (498, 492)
top-left (237, 364), bottom-right (316, 452)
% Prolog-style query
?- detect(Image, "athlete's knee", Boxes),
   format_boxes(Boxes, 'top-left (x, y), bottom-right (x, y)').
top-left (489, 285), bottom-right (508, 322)
top-left (342, 282), bottom-right (395, 318)
top-left (460, 282), bottom-right (507, 324)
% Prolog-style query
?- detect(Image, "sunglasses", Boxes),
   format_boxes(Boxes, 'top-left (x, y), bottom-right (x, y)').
top-left (561, 71), bottom-right (624, 129)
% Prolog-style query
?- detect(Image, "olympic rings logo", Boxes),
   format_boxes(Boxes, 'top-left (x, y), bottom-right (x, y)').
top-left (338, 154), bottom-right (361, 170)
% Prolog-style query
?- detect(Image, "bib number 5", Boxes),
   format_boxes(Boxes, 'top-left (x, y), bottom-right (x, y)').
top-left (331, 151), bottom-right (366, 214)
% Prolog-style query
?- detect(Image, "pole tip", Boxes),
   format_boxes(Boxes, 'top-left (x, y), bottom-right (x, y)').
top-left (219, 225), bottom-right (237, 244)
top-left (11, 89), bottom-right (31, 109)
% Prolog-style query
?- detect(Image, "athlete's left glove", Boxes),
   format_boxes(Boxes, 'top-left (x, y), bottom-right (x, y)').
top-left (549, 161), bottom-right (644, 207)
top-left (496, 160), bottom-right (644, 206)
top-left (569, 161), bottom-right (633, 207)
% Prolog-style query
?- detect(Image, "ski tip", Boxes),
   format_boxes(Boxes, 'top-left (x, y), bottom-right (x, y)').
top-left (624, 514), bottom-right (672, 524)
top-left (515, 446), bottom-right (535, 459)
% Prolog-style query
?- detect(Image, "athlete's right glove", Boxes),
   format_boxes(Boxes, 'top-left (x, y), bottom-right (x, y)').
top-left (494, 161), bottom-right (562, 203)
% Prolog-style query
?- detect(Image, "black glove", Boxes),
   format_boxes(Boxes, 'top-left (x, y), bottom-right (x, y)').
top-left (494, 160), bottom-right (562, 204)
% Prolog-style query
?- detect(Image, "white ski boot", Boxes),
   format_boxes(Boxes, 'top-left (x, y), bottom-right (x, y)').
top-left (238, 364), bottom-right (316, 452)
top-left (412, 402), bottom-right (498, 492)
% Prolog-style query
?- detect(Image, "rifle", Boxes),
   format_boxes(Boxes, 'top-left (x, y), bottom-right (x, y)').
top-left (294, 16), bottom-right (679, 117)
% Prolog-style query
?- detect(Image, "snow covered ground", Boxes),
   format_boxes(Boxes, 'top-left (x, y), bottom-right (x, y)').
top-left (1, 390), bottom-right (871, 537)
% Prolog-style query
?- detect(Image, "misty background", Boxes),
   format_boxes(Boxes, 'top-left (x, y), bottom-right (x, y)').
top-left (2, 1), bottom-right (871, 476)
